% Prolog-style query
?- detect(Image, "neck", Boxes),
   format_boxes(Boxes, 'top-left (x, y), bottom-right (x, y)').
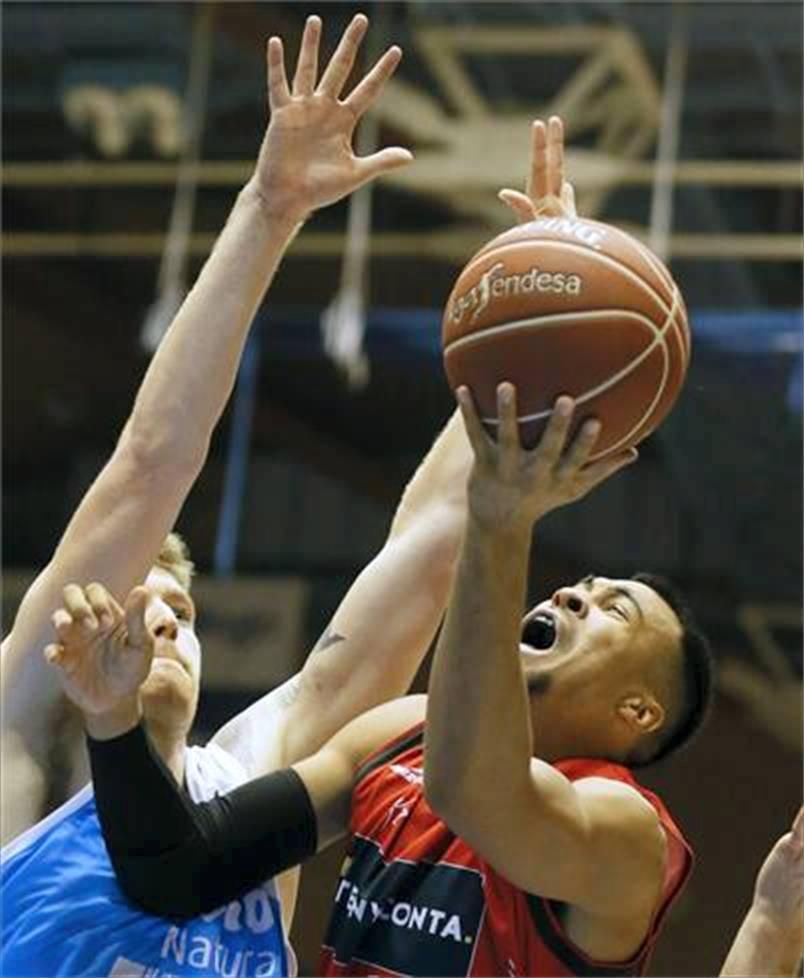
top-left (530, 702), bottom-right (621, 766)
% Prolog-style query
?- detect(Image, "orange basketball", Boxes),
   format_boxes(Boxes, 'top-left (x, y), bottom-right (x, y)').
top-left (441, 216), bottom-right (691, 458)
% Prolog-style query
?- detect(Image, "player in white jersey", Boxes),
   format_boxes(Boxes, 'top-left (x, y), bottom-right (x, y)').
top-left (0, 14), bottom-right (472, 978)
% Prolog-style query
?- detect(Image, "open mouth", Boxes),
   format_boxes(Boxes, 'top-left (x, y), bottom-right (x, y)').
top-left (521, 611), bottom-right (558, 654)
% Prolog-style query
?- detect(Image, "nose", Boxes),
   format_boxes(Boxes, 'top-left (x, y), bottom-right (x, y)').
top-left (551, 587), bottom-right (589, 618)
top-left (151, 608), bottom-right (178, 642)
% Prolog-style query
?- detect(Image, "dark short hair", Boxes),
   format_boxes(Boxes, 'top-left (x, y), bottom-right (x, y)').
top-left (627, 572), bottom-right (715, 767)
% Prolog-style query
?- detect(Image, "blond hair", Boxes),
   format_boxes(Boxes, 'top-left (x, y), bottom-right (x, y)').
top-left (155, 532), bottom-right (195, 592)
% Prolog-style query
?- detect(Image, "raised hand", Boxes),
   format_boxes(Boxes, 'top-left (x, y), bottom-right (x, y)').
top-left (499, 115), bottom-right (577, 224)
top-left (753, 806), bottom-right (804, 940)
top-left (254, 13), bottom-right (413, 222)
top-left (44, 584), bottom-right (155, 717)
top-left (456, 383), bottom-right (636, 532)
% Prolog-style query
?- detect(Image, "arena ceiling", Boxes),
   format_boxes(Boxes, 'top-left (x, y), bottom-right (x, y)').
top-left (3, 3), bottom-right (802, 691)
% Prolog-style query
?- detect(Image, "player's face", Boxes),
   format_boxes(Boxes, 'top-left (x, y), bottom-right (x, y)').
top-left (519, 575), bottom-right (681, 699)
top-left (139, 567), bottom-right (201, 737)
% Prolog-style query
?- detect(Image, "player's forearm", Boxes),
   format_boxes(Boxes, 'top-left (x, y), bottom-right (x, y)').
top-left (281, 516), bottom-right (457, 765)
top-left (720, 905), bottom-right (803, 976)
top-left (388, 411), bottom-right (470, 542)
top-left (87, 723), bottom-right (317, 918)
top-left (424, 512), bottom-right (534, 813)
top-left (121, 179), bottom-right (303, 470)
top-left (276, 419), bottom-right (470, 764)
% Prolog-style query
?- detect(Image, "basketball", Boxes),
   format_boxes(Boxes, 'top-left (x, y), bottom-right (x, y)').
top-left (441, 216), bottom-right (691, 458)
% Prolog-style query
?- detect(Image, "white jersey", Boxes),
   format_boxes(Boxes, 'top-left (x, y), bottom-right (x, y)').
top-left (1, 742), bottom-right (296, 978)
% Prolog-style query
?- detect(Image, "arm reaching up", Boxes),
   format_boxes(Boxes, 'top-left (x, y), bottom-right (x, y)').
top-left (1, 13), bottom-right (412, 815)
top-left (211, 410), bottom-right (471, 773)
top-left (721, 807), bottom-right (804, 977)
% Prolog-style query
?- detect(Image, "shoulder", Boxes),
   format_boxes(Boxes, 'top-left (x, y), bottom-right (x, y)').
top-left (184, 741), bottom-right (251, 800)
top-left (574, 776), bottom-right (667, 861)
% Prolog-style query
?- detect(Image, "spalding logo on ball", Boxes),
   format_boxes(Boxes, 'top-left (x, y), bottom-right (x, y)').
top-left (442, 216), bottom-right (691, 459)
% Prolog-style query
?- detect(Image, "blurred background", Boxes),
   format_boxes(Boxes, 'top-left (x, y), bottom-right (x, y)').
top-left (3, 2), bottom-right (802, 975)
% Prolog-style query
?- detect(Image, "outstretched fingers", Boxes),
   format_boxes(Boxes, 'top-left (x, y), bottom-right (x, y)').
top-left (318, 12), bottom-right (368, 99)
top-left (556, 416), bottom-right (601, 477)
top-left (344, 44), bottom-right (402, 117)
top-left (528, 119), bottom-right (548, 202)
top-left (526, 116), bottom-right (568, 214)
top-left (496, 383), bottom-right (522, 478)
top-left (292, 15), bottom-right (322, 97)
top-left (267, 36), bottom-right (290, 110)
top-left (456, 386), bottom-right (493, 464)
top-left (123, 586), bottom-right (154, 654)
top-left (547, 115), bottom-right (565, 199)
top-left (574, 448), bottom-right (639, 492)
top-left (532, 396), bottom-right (575, 468)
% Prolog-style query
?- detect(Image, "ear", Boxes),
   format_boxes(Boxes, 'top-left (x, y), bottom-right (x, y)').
top-left (617, 694), bottom-right (665, 735)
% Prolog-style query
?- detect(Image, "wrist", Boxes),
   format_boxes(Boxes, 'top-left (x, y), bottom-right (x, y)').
top-left (466, 506), bottom-right (535, 551)
top-left (84, 696), bottom-right (142, 742)
top-left (466, 486), bottom-right (542, 539)
top-left (750, 900), bottom-right (804, 943)
top-left (745, 903), bottom-right (803, 966)
top-left (242, 176), bottom-right (309, 232)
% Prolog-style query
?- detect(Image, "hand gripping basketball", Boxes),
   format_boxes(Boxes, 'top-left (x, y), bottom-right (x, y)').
top-left (457, 383), bottom-right (637, 533)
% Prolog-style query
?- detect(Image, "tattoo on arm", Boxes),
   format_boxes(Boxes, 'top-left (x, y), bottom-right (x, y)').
top-left (278, 630), bottom-right (346, 713)
top-left (313, 627), bottom-right (346, 655)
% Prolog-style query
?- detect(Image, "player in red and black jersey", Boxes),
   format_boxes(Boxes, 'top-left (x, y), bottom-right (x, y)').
top-left (52, 117), bottom-right (714, 978)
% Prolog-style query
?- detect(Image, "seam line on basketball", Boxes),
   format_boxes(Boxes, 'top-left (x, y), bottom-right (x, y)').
top-left (445, 308), bottom-right (655, 357)
top-left (452, 237), bottom-right (687, 363)
top-left (624, 235), bottom-right (690, 361)
top-left (471, 294), bottom-right (676, 455)
top-left (597, 283), bottom-right (677, 454)
top-left (450, 307), bottom-right (670, 419)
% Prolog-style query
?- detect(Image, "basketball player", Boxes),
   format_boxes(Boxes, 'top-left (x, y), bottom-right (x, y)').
top-left (720, 806), bottom-right (804, 977)
top-left (0, 15), bottom-right (474, 977)
top-left (48, 382), bottom-right (714, 977)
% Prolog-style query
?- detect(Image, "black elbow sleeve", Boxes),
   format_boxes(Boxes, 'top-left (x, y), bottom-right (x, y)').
top-left (87, 724), bottom-right (318, 919)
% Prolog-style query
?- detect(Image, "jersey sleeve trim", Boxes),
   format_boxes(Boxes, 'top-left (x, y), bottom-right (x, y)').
top-left (354, 723), bottom-right (425, 787)
top-left (527, 896), bottom-right (646, 976)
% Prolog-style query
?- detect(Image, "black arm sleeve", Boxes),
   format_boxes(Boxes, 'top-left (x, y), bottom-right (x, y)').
top-left (87, 723), bottom-right (317, 919)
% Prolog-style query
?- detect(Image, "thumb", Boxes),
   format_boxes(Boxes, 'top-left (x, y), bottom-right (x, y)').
top-left (561, 181), bottom-right (577, 218)
top-left (355, 146), bottom-right (413, 185)
top-left (124, 587), bottom-right (154, 656)
top-left (582, 447), bottom-right (639, 488)
top-left (44, 642), bottom-right (67, 668)
top-left (498, 189), bottom-right (535, 225)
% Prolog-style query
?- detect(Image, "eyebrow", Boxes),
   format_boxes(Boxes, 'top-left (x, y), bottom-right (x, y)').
top-left (163, 590), bottom-right (196, 617)
top-left (580, 576), bottom-right (644, 623)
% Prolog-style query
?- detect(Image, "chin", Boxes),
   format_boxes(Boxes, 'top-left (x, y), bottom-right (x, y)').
top-left (140, 673), bottom-right (196, 735)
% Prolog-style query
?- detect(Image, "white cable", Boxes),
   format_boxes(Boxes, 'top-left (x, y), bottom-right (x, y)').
top-left (141, 3), bottom-right (215, 353)
top-left (649, 1), bottom-right (688, 261)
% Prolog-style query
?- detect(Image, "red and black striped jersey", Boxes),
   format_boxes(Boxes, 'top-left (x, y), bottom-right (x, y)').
top-left (320, 723), bottom-right (692, 977)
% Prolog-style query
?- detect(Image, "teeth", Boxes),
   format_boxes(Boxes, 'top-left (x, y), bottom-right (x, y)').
top-left (522, 613), bottom-right (557, 651)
